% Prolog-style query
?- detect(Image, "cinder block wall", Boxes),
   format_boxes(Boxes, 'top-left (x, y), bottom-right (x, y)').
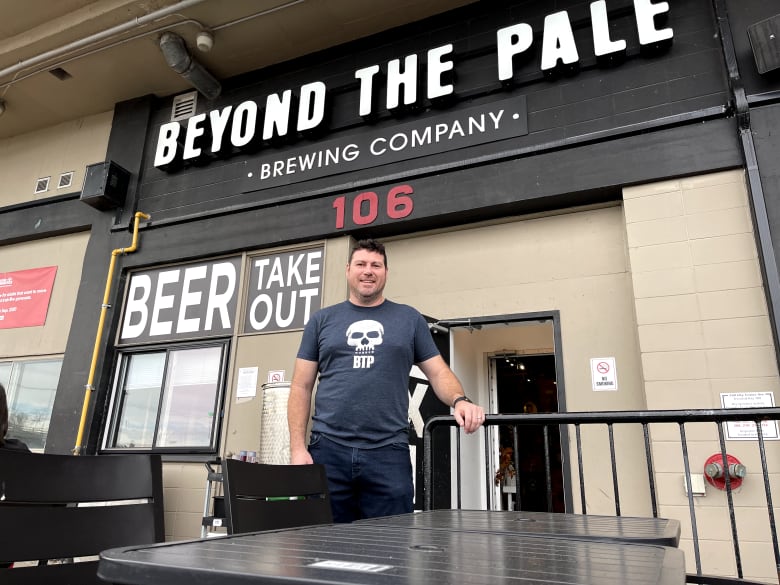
top-left (624, 170), bottom-right (779, 582)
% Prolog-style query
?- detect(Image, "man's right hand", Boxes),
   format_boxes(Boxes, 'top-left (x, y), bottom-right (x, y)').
top-left (290, 448), bottom-right (314, 465)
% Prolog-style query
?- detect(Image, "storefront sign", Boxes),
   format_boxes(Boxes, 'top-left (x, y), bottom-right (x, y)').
top-left (241, 97), bottom-right (527, 192)
top-left (119, 257), bottom-right (241, 344)
top-left (153, 0), bottom-right (673, 172)
top-left (720, 392), bottom-right (780, 440)
top-left (0, 266), bottom-right (57, 329)
top-left (244, 247), bottom-right (324, 334)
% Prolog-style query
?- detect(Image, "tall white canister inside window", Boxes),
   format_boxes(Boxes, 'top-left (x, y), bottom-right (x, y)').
top-left (259, 381), bottom-right (291, 464)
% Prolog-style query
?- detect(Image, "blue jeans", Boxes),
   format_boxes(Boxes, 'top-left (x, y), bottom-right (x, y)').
top-left (309, 432), bottom-right (413, 523)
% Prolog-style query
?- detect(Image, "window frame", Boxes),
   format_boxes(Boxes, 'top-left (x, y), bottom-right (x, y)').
top-left (101, 339), bottom-right (230, 454)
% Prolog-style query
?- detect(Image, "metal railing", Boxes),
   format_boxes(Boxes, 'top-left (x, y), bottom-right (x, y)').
top-left (423, 407), bottom-right (780, 585)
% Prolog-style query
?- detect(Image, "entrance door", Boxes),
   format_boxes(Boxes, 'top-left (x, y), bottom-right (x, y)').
top-left (489, 354), bottom-right (565, 512)
top-left (433, 312), bottom-right (570, 511)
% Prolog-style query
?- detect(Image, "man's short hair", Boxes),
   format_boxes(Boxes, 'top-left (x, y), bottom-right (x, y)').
top-left (349, 239), bottom-right (387, 268)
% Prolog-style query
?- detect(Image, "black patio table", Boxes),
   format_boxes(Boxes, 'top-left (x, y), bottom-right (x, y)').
top-left (98, 520), bottom-right (686, 585)
top-left (355, 509), bottom-right (681, 547)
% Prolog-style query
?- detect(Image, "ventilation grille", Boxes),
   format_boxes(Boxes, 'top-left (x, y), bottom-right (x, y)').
top-left (49, 67), bottom-right (72, 81)
top-left (35, 177), bottom-right (50, 194)
top-left (171, 91), bottom-right (198, 122)
top-left (58, 171), bottom-right (74, 189)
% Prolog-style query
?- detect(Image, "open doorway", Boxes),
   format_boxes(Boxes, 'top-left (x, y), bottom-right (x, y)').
top-left (490, 353), bottom-right (564, 512)
top-left (441, 312), bottom-right (570, 512)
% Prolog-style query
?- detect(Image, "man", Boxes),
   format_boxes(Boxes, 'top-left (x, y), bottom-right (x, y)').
top-left (288, 238), bottom-right (485, 522)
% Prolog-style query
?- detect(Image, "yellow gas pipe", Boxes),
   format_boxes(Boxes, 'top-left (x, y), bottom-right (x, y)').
top-left (73, 211), bottom-right (150, 455)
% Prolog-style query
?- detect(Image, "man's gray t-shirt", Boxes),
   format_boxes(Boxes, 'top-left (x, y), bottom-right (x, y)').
top-left (297, 300), bottom-right (440, 448)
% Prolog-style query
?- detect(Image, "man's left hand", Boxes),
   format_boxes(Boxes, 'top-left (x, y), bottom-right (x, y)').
top-left (454, 400), bottom-right (485, 434)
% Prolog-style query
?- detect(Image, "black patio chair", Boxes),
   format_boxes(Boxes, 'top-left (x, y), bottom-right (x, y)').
top-left (222, 460), bottom-right (332, 534)
top-left (0, 452), bottom-right (164, 584)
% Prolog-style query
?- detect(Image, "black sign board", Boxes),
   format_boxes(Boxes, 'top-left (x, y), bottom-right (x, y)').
top-left (240, 96), bottom-right (528, 193)
top-left (243, 246), bottom-right (324, 334)
top-left (118, 257), bottom-right (241, 345)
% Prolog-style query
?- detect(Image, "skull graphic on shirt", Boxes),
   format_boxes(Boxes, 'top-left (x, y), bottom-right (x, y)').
top-left (346, 320), bottom-right (384, 354)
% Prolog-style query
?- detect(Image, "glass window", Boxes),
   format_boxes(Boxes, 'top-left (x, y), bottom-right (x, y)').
top-left (104, 343), bottom-right (227, 452)
top-left (0, 358), bottom-right (62, 451)
top-left (113, 353), bottom-right (165, 449)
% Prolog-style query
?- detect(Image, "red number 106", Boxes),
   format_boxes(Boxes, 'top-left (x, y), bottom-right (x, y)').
top-left (332, 185), bottom-right (414, 229)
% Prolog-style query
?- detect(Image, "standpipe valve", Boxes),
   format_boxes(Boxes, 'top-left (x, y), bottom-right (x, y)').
top-left (703, 453), bottom-right (747, 490)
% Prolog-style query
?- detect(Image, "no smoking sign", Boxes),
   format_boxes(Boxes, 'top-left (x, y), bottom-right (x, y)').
top-left (267, 369), bottom-right (286, 383)
top-left (590, 357), bottom-right (617, 391)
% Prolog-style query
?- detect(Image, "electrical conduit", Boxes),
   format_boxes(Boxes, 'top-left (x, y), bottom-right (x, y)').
top-left (73, 211), bottom-right (150, 455)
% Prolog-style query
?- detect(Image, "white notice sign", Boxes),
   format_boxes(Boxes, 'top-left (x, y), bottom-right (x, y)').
top-left (720, 392), bottom-right (779, 440)
top-left (237, 367), bottom-right (258, 398)
top-left (590, 357), bottom-right (617, 391)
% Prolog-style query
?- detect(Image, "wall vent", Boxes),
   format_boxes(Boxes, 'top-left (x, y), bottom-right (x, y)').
top-left (58, 171), bottom-right (74, 189)
top-left (171, 91), bottom-right (198, 121)
top-left (49, 67), bottom-right (73, 81)
top-left (35, 177), bottom-right (50, 194)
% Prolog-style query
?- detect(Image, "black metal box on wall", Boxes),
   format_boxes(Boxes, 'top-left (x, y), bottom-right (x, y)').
top-left (748, 14), bottom-right (780, 74)
top-left (80, 161), bottom-right (130, 210)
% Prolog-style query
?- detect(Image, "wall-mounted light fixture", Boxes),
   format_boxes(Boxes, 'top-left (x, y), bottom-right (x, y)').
top-left (196, 29), bottom-right (215, 53)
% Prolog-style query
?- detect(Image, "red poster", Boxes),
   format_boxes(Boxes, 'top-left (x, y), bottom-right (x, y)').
top-left (0, 266), bottom-right (58, 329)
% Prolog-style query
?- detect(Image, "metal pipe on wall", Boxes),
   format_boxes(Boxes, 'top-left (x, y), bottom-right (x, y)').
top-left (711, 0), bottom-right (780, 377)
top-left (0, 0), bottom-right (208, 83)
top-left (0, 0), bottom-right (308, 92)
top-left (73, 211), bottom-right (150, 455)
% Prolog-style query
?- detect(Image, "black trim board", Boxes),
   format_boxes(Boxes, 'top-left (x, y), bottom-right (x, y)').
top-left (44, 211), bottom-right (117, 455)
top-left (45, 96), bottom-right (154, 455)
top-left (0, 196), bottom-right (95, 246)
top-left (110, 116), bottom-right (742, 270)
top-left (750, 104), bottom-right (780, 278)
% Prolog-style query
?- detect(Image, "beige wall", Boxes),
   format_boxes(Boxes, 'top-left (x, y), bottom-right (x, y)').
top-left (0, 231), bottom-right (90, 356)
top-left (223, 237), bottom-right (351, 460)
top-left (0, 111), bottom-right (112, 206)
top-left (383, 207), bottom-right (651, 515)
top-left (624, 170), bottom-right (779, 582)
top-left (385, 208), bottom-right (646, 413)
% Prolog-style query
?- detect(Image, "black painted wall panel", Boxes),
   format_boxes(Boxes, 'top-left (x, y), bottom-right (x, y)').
top-left (0, 197), bottom-right (95, 245)
top-left (45, 97), bottom-right (155, 454)
top-left (724, 0), bottom-right (780, 97)
top-left (134, 0), bottom-right (728, 226)
top-left (114, 118), bottom-right (741, 272)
